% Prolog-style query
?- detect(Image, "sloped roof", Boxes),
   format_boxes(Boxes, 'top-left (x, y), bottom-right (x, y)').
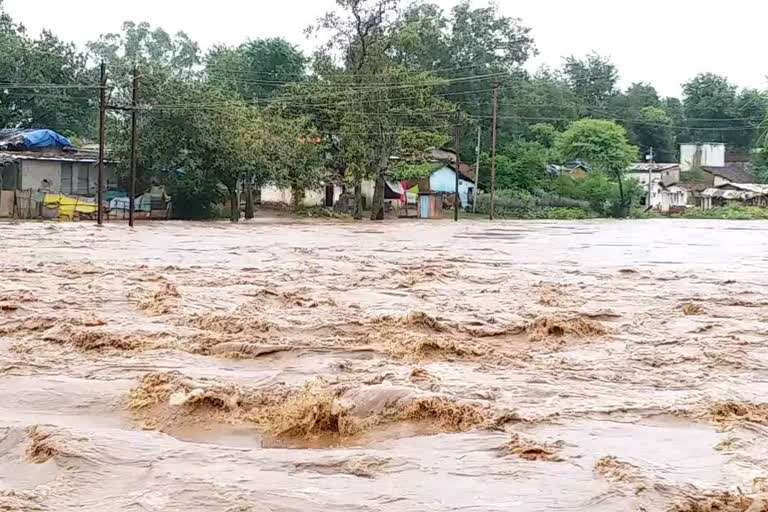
top-left (702, 182), bottom-right (768, 199)
top-left (627, 163), bottom-right (680, 173)
top-left (0, 150), bottom-right (100, 164)
top-left (702, 164), bottom-right (756, 184)
top-left (678, 181), bottom-right (710, 194)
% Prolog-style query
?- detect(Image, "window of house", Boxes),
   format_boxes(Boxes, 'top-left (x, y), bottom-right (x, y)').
top-left (61, 163), bottom-right (73, 194)
top-left (76, 164), bottom-right (90, 195)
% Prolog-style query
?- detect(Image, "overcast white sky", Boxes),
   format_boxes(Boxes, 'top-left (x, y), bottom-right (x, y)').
top-left (5, 0), bottom-right (766, 98)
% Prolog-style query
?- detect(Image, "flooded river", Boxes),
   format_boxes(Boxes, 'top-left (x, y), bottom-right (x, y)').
top-left (1, 218), bottom-right (768, 511)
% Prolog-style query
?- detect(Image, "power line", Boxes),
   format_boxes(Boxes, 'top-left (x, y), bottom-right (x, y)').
top-left (0, 83), bottom-right (100, 89)
top-left (478, 113), bottom-right (761, 132)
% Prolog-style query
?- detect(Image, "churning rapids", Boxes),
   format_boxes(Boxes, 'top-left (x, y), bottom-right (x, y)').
top-left (1, 218), bottom-right (768, 511)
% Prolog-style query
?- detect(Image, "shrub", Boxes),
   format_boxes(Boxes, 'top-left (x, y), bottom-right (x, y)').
top-left (680, 206), bottom-right (768, 220)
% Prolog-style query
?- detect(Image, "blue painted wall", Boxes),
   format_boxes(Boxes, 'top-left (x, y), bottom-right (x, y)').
top-left (429, 166), bottom-right (474, 207)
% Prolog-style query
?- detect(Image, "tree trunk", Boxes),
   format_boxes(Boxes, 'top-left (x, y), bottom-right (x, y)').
top-left (616, 174), bottom-right (626, 218)
top-left (244, 179), bottom-right (254, 220)
top-left (354, 182), bottom-right (363, 220)
top-left (370, 174), bottom-right (385, 220)
top-left (292, 187), bottom-right (305, 211)
top-left (229, 189), bottom-right (239, 223)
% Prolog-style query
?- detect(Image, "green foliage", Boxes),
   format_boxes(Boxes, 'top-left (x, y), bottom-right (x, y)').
top-left (555, 119), bottom-right (639, 215)
top-left (388, 162), bottom-right (436, 181)
top-left (109, 77), bottom-right (277, 220)
top-left (681, 73), bottom-right (766, 150)
top-left (680, 206), bottom-right (768, 220)
top-left (478, 141), bottom-right (550, 191)
top-left (550, 172), bottom-right (642, 217)
top-left (87, 21), bottom-right (200, 71)
top-left (0, 10), bottom-right (93, 137)
top-left (629, 106), bottom-right (675, 162)
top-left (562, 53), bottom-right (619, 113)
top-left (205, 38), bottom-right (305, 100)
top-left (474, 189), bottom-right (596, 219)
top-left (527, 123), bottom-right (557, 147)
top-left (556, 119), bottom-right (638, 174)
top-left (392, 1), bottom-right (535, 159)
top-left (268, 116), bottom-right (327, 208)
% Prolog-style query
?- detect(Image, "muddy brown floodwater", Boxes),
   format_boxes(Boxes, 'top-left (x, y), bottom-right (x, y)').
top-left (2, 218), bottom-right (768, 511)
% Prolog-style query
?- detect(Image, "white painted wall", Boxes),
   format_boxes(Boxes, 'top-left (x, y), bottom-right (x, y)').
top-left (260, 184), bottom-right (341, 207)
top-left (20, 160), bottom-right (61, 191)
top-left (680, 143), bottom-right (725, 172)
top-left (18, 160), bottom-right (117, 195)
top-left (361, 180), bottom-right (376, 207)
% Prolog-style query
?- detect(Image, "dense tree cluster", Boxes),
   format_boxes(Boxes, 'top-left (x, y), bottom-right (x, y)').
top-left (0, 0), bottom-right (766, 218)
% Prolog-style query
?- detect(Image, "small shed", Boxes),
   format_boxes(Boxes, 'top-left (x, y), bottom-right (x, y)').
top-left (418, 192), bottom-right (443, 219)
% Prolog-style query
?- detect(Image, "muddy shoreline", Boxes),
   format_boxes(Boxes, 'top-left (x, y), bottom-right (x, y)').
top-left (1, 218), bottom-right (768, 511)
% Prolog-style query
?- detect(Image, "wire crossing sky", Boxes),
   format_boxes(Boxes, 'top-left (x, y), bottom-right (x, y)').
top-left (5, 0), bottom-right (767, 98)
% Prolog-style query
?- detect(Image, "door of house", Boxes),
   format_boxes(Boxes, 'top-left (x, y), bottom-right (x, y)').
top-left (325, 184), bottom-right (334, 207)
top-left (61, 163), bottom-right (73, 194)
top-left (419, 195), bottom-right (429, 218)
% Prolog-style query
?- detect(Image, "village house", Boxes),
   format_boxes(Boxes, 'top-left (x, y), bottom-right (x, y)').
top-left (546, 161), bottom-right (592, 179)
top-left (627, 162), bottom-right (688, 212)
top-left (677, 143), bottom-right (761, 207)
top-left (359, 148), bottom-right (476, 210)
top-left (0, 129), bottom-right (118, 217)
top-left (700, 183), bottom-right (768, 209)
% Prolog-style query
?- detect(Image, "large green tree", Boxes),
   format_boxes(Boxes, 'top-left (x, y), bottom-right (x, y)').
top-left (630, 106), bottom-right (675, 162)
top-left (300, 0), bottom-right (458, 220)
top-left (392, 1), bottom-right (535, 159)
top-left (562, 53), bottom-right (619, 116)
top-left (478, 141), bottom-right (550, 192)
top-left (87, 21), bottom-right (201, 106)
top-left (555, 119), bottom-right (638, 215)
top-left (680, 73), bottom-right (764, 150)
top-left (205, 38), bottom-right (305, 100)
top-left (0, 4), bottom-right (93, 137)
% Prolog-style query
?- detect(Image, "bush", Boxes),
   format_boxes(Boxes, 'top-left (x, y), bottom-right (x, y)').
top-left (680, 206), bottom-right (768, 220)
top-left (549, 172), bottom-right (642, 217)
top-left (474, 189), bottom-right (596, 219)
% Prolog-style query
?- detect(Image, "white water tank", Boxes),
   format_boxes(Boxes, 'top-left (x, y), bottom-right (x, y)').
top-left (680, 143), bottom-right (725, 172)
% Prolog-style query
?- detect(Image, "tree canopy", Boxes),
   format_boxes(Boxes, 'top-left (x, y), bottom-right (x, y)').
top-left (0, 0), bottom-right (766, 219)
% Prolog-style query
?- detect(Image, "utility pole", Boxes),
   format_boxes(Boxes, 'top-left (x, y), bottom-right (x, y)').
top-left (97, 62), bottom-right (106, 226)
top-left (473, 126), bottom-right (481, 214)
top-left (489, 85), bottom-right (499, 221)
top-left (454, 109), bottom-right (462, 222)
top-left (647, 146), bottom-right (654, 209)
top-left (129, 64), bottom-right (138, 227)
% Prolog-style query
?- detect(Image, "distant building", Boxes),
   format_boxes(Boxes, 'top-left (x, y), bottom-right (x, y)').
top-left (0, 150), bottom-right (118, 196)
top-left (701, 183), bottom-right (768, 209)
top-left (680, 143), bottom-right (725, 172)
top-left (627, 163), bottom-right (687, 211)
top-left (546, 161), bottom-right (592, 179)
top-left (676, 144), bottom-right (759, 207)
top-left (701, 164), bottom-right (757, 187)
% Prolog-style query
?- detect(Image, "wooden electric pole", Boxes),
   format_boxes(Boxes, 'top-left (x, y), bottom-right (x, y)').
top-left (129, 65), bottom-right (138, 227)
top-left (473, 126), bottom-right (481, 214)
top-left (646, 146), bottom-right (654, 209)
top-left (454, 110), bottom-right (462, 222)
top-left (97, 62), bottom-right (106, 225)
top-left (489, 85), bottom-right (499, 221)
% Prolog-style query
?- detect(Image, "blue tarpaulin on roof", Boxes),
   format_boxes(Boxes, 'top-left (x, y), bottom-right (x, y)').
top-left (0, 129), bottom-right (73, 150)
top-left (24, 129), bottom-right (73, 149)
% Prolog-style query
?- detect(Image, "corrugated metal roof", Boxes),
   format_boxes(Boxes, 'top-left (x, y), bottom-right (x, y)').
top-left (627, 163), bottom-right (680, 173)
top-left (701, 183), bottom-right (768, 199)
top-left (0, 150), bottom-right (101, 163)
